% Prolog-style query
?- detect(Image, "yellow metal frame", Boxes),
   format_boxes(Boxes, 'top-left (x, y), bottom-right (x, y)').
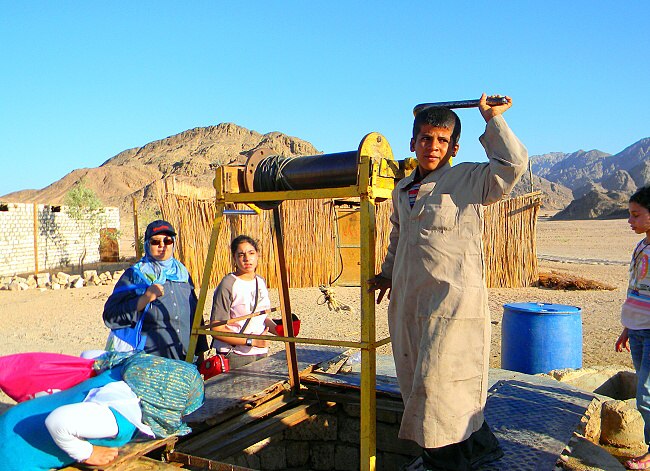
top-left (186, 132), bottom-right (400, 471)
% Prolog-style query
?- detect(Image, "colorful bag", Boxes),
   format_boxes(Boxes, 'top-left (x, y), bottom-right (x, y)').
top-left (273, 313), bottom-right (301, 337)
top-left (105, 311), bottom-right (147, 352)
top-left (105, 283), bottom-right (150, 352)
top-left (0, 352), bottom-right (96, 402)
top-left (198, 351), bottom-right (230, 379)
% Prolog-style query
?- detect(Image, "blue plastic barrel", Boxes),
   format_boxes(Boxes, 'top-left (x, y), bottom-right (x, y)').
top-left (501, 302), bottom-right (582, 374)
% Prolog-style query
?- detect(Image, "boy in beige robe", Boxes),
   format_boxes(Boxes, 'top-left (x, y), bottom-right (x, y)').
top-left (368, 94), bottom-right (528, 470)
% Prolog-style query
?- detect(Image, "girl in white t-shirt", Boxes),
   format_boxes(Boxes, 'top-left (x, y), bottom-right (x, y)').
top-left (210, 235), bottom-right (278, 369)
top-left (616, 186), bottom-right (650, 470)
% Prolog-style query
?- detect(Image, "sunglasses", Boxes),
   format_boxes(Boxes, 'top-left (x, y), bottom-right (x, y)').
top-left (149, 236), bottom-right (174, 247)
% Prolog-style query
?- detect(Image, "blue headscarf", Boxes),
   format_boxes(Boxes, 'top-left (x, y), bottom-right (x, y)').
top-left (130, 237), bottom-right (190, 294)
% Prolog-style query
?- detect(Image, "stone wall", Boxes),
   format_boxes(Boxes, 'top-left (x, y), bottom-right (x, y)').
top-left (222, 400), bottom-right (420, 470)
top-left (0, 202), bottom-right (120, 277)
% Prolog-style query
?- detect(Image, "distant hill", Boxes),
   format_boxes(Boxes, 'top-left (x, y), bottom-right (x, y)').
top-left (530, 138), bottom-right (650, 218)
top-left (510, 172), bottom-right (573, 210)
top-left (2, 123), bottom-right (321, 219)
top-left (2, 122), bottom-right (648, 222)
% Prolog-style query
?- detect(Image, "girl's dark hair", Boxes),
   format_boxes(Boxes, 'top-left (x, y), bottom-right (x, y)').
top-left (412, 107), bottom-right (461, 145)
top-left (230, 235), bottom-right (259, 256)
top-left (630, 186), bottom-right (650, 211)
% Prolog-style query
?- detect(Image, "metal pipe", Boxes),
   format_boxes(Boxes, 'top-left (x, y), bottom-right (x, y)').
top-left (413, 96), bottom-right (509, 115)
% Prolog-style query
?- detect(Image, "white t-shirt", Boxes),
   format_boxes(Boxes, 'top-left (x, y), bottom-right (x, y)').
top-left (210, 273), bottom-right (272, 355)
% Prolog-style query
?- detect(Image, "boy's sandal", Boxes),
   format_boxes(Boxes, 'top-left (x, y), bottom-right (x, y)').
top-left (626, 456), bottom-right (650, 469)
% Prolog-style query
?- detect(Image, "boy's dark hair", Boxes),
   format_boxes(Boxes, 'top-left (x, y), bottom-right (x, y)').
top-left (630, 186), bottom-right (650, 211)
top-left (231, 235), bottom-right (259, 256)
top-left (412, 107), bottom-right (461, 145)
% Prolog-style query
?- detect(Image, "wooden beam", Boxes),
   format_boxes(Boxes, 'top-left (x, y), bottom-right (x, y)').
top-left (191, 401), bottom-right (327, 460)
top-left (271, 207), bottom-right (300, 391)
top-left (59, 437), bottom-right (177, 470)
top-left (166, 452), bottom-right (255, 471)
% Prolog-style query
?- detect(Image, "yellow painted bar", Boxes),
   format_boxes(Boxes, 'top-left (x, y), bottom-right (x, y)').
top-left (358, 134), bottom-right (388, 471)
top-left (185, 203), bottom-right (225, 363)
top-left (196, 329), bottom-right (373, 349)
top-left (360, 194), bottom-right (377, 471)
top-left (224, 186), bottom-right (359, 203)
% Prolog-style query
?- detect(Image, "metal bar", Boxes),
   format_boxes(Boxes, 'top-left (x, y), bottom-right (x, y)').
top-left (372, 336), bottom-right (392, 348)
top-left (224, 186), bottom-right (360, 203)
top-left (185, 203), bottom-right (225, 363)
top-left (194, 329), bottom-right (373, 349)
top-left (413, 96), bottom-right (509, 115)
top-left (359, 148), bottom-right (378, 471)
top-left (204, 307), bottom-right (279, 329)
top-left (272, 207), bottom-right (301, 391)
top-left (222, 209), bottom-right (258, 215)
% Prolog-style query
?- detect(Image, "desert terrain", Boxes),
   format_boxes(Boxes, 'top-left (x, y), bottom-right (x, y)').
top-left (0, 215), bottom-right (639, 413)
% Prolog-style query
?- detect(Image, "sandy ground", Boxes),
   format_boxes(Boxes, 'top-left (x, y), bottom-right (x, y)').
top-left (0, 216), bottom-right (640, 414)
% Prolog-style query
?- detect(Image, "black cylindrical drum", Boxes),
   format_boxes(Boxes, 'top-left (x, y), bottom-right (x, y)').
top-left (253, 151), bottom-right (358, 192)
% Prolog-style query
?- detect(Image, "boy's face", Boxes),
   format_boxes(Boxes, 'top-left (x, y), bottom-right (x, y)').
top-left (410, 124), bottom-right (458, 175)
top-left (629, 202), bottom-right (650, 235)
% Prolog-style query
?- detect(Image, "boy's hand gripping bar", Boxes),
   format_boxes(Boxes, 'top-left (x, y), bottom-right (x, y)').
top-left (413, 96), bottom-right (509, 116)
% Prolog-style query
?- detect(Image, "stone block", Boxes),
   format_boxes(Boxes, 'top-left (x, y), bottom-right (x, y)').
top-left (51, 282), bottom-right (61, 290)
top-left (286, 441), bottom-right (310, 467)
top-left (334, 444), bottom-right (359, 471)
top-left (83, 270), bottom-right (98, 281)
top-left (71, 277), bottom-right (84, 289)
top-left (284, 414), bottom-right (337, 441)
top-left (26, 275), bottom-right (37, 287)
top-left (338, 416), bottom-right (360, 444)
top-left (259, 443), bottom-right (287, 470)
top-left (600, 399), bottom-right (645, 448)
top-left (56, 272), bottom-right (70, 283)
top-left (310, 442), bottom-right (336, 470)
top-left (36, 273), bottom-right (50, 288)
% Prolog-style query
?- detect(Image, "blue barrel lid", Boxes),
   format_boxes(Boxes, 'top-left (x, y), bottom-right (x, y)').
top-left (504, 302), bottom-right (581, 314)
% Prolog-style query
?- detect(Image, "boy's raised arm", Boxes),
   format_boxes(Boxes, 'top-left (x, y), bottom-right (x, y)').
top-left (478, 93), bottom-right (512, 123)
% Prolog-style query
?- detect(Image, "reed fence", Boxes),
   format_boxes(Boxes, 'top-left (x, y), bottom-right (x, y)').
top-left (155, 180), bottom-right (541, 290)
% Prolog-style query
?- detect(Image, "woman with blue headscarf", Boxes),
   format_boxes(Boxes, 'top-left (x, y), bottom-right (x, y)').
top-left (103, 220), bottom-right (207, 360)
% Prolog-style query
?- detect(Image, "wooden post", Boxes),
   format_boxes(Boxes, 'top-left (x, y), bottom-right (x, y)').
top-left (132, 196), bottom-right (141, 259)
top-left (33, 202), bottom-right (39, 274)
top-left (271, 207), bottom-right (300, 391)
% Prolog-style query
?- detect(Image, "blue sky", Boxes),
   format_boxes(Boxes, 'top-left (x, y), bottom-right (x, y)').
top-left (1, 2), bottom-right (648, 195)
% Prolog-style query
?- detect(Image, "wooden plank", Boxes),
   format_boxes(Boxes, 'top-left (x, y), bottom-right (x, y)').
top-left (188, 401), bottom-right (325, 460)
top-left (302, 371), bottom-right (401, 397)
top-left (60, 437), bottom-right (177, 470)
top-left (166, 452), bottom-right (255, 470)
top-left (180, 392), bottom-right (298, 451)
top-left (186, 347), bottom-right (345, 425)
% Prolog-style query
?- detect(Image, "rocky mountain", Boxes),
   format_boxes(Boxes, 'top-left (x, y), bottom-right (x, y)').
top-left (531, 138), bottom-right (650, 218)
top-left (531, 149), bottom-right (612, 191)
top-left (510, 172), bottom-right (573, 210)
top-left (2, 123), bottom-right (321, 218)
